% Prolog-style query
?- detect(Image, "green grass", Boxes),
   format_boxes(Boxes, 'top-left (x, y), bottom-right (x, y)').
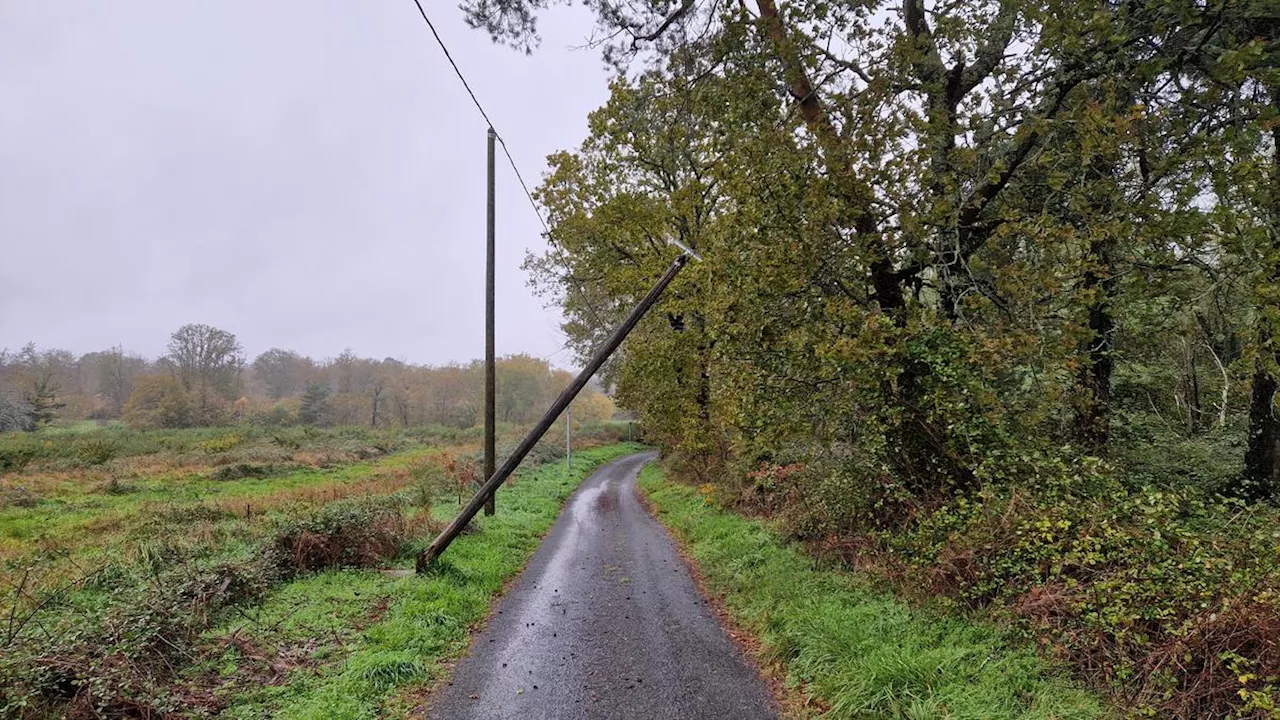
top-left (637, 463), bottom-right (1107, 720)
top-left (214, 442), bottom-right (647, 719)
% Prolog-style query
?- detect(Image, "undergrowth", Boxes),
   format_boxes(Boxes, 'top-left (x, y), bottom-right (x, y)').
top-left (724, 415), bottom-right (1280, 719)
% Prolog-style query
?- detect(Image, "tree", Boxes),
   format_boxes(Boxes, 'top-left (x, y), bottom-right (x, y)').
top-left (25, 370), bottom-right (65, 427)
top-left (82, 346), bottom-right (148, 417)
top-left (495, 354), bottom-right (555, 423)
top-left (298, 383), bottom-right (334, 427)
top-left (252, 348), bottom-right (308, 400)
top-left (1243, 86), bottom-right (1280, 496)
top-left (2, 343), bottom-right (70, 428)
top-left (122, 375), bottom-right (192, 429)
top-left (572, 390), bottom-right (616, 424)
top-left (166, 324), bottom-right (244, 411)
top-left (0, 393), bottom-right (35, 432)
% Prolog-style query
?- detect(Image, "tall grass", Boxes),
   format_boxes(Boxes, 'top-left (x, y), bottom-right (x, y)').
top-left (638, 463), bottom-right (1105, 720)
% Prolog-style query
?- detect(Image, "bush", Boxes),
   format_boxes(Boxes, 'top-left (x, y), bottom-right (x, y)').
top-left (251, 404), bottom-right (295, 428)
top-left (0, 438), bottom-right (39, 473)
top-left (207, 462), bottom-right (287, 481)
top-left (0, 486), bottom-right (39, 508)
top-left (0, 395), bottom-right (35, 433)
top-left (72, 437), bottom-right (119, 466)
top-left (121, 375), bottom-right (193, 429)
top-left (99, 478), bottom-right (138, 495)
top-left (268, 497), bottom-right (407, 576)
top-left (0, 555), bottom-right (277, 718)
top-left (409, 459), bottom-right (450, 507)
top-left (195, 433), bottom-right (244, 454)
top-left (870, 481), bottom-right (1280, 718)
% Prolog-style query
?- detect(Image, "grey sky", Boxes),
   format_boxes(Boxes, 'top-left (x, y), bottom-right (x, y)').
top-left (0, 0), bottom-right (608, 366)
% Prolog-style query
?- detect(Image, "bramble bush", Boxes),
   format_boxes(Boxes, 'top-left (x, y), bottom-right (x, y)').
top-left (0, 494), bottom-right (417, 718)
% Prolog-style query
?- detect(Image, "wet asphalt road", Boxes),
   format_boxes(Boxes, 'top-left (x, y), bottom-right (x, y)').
top-left (427, 452), bottom-right (778, 720)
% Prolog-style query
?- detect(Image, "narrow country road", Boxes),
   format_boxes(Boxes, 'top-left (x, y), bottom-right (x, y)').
top-left (427, 451), bottom-right (778, 720)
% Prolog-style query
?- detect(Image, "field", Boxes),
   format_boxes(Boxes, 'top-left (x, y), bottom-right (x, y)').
top-left (0, 422), bottom-right (639, 718)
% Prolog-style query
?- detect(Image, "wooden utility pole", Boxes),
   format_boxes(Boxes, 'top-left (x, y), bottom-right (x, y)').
top-left (484, 127), bottom-right (496, 516)
top-left (565, 405), bottom-right (572, 472)
top-left (416, 253), bottom-right (691, 570)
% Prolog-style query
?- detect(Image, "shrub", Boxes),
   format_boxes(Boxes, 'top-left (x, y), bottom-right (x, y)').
top-left (0, 555), bottom-right (277, 718)
top-left (271, 428), bottom-right (306, 450)
top-left (121, 375), bottom-right (193, 429)
top-left (72, 437), bottom-right (119, 466)
top-left (268, 497), bottom-right (407, 575)
top-left (0, 440), bottom-right (39, 474)
top-left (99, 478), bottom-right (139, 495)
top-left (872, 481), bottom-right (1280, 717)
top-left (208, 463), bottom-right (289, 481)
top-left (409, 459), bottom-right (450, 507)
top-left (251, 404), bottom-right (295, 427)
top-left (0, 486), bottom-right (39, 508)
top-left (152, 503), bottom-right (233, 525)
top-left (0, 395), bottom-right (35, 433)
top-left (195, 433), bottom-right (243, 454)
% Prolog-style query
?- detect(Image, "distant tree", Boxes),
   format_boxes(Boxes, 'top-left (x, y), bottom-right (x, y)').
top-left (84, 345), bottom-right (147, 417)
top-left (572, 391), bottom-right (616, 424)
top-left (329, 349), bottom-right (361, 394)
top-left (369, 374), bottom-right (385, 428)
top-left (252, 348), bottom-right (306, 400)
top-left (25, 371), bottom-right (65, 427)
top-left (122, 375), bottom-right (192, 429)
top-left (496, 354), bottom-right (554, 423)
top-left (298, 383), bottom-right (333, 426)
top-left (428, 364), bottom-right (481, 428)
top-left (5, 343), bottom-right (69, 428)
top-left (0, 393), bottom-right (35, 432)
top-left (166, 324), bottom-right (244, 409)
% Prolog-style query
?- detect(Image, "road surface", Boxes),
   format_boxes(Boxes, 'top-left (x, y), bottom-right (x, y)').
top-left (427, 451), bottom-right (778, 720)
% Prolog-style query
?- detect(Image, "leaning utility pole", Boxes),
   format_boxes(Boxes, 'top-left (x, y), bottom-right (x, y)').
top-left (483, 127), bottom-right (496, 516)
top-left (416, 253), bottom-right (691, 570)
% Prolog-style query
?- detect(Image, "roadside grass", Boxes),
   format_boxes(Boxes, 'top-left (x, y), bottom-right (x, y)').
top-left (212, 442), bottom-right (646, 719)
top-left (637, 463), bottom-right (1107, 720)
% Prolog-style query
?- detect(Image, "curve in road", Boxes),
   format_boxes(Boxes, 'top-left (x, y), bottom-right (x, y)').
top-left (427, 451), bottom-right (778, 720)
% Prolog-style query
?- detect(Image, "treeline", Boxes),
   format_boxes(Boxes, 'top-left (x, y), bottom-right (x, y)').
top-left (0, 324), bottom-right (613, 431)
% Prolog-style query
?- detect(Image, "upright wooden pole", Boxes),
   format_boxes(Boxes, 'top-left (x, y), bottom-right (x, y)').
top-left (484, 127), bottom-right (496, 516)
top-left (566, 405), bottom-right (572, 472)
top-left (416, 254), bottom-right (690, 570)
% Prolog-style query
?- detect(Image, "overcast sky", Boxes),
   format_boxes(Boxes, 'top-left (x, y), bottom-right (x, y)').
top-left (0, 0), bottom-right (609, 366)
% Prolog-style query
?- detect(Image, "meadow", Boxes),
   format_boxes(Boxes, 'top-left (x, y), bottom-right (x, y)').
top-left (0, 421), bottom-right (638, 718)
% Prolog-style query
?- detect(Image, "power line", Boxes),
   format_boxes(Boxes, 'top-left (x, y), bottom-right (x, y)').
top-left (408, 0), bottom-right (612, 338)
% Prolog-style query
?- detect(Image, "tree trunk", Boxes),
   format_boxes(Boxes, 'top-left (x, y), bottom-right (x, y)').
top-left (1075, 236), bottom-right (1117, 449)
top-left (1243, 91), bottom-right (1280, 500)
top-left (1245, 359), bottom-right (1280, 498)
top-left (1183, 334), bottom-right (1202, 436)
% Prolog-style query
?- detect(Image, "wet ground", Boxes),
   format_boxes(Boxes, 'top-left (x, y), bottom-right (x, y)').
top-left (427, 451), bottom-right (777, 720)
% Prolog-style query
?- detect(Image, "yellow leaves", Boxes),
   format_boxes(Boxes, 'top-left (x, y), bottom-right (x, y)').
top-left (697, 482), bottom-right (717, 506)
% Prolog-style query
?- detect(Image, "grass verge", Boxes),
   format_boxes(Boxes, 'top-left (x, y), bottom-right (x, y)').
top-left (216, 442), bottom-right (647, 719)
top-left (637, 462), bottom-right (1107, 720)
